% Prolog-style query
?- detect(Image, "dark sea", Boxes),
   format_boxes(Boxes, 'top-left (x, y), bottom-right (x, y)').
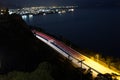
top-left (22, 8), bottom-right (120, 58)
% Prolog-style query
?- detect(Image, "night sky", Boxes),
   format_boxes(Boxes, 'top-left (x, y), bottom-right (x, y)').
top-left (0, 0), bottom-right (120, 8)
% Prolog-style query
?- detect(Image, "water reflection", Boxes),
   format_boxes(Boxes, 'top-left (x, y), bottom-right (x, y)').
top-left (22, 15), bottom-right (27, 20)
top-left (22, 14), bottom-right (33, 25)
top-left (29, 14), bottom-right (33, 18)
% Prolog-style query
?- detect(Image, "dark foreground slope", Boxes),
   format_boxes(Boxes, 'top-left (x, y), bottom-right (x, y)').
top-left (0, 14), bottom-right (57, 72)
top-left (0, 13), bottom-right (74, 74)
top-left (0, 14), bottom-right (96, 80)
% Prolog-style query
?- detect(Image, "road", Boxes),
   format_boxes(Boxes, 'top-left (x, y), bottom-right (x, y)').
top-left (33, 30), bottom-right (120, 79)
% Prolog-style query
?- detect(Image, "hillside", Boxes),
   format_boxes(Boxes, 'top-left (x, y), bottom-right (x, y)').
top-left (0, 14), bottom-right (90, 80)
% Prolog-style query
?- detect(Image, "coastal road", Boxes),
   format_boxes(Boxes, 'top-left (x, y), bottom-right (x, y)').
top-left (33, 30), bottom-right (120, 79)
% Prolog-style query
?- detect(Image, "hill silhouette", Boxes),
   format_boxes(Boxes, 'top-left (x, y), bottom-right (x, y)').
top-left (0, 14), bottom-right (58, 73)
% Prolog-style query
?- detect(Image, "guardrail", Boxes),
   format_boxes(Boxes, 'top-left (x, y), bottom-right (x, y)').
top-left (50, 41), bottom-right (101, 74)
top-left (35, 33), bottom-right (101, 76)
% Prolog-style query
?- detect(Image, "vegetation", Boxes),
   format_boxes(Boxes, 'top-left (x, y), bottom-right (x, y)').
top-left (86, 52), bottom-right (120, 71)
top-left (0, 61), bottom-right (118, 80)
top-left (51, 34), bottom-right (120, 71)
top-left (0, 62), bottom-right (54, 80)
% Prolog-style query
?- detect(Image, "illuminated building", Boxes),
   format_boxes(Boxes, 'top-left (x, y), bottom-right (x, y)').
top-left (0, 7), bottom-right (9, 15)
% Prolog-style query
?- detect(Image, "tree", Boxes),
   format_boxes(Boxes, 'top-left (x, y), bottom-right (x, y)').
top-left (106, 56), bottom-right (113, 68)
top-left (95, 73), bottom-right (112, 80)
top-left (29, 62), bottom-right (54, 80)
top-left (84, 68), bottom-right (93, 80)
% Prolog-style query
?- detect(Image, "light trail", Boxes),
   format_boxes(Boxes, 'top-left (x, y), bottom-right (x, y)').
top-left (33, 30), bottom-right (120, 80)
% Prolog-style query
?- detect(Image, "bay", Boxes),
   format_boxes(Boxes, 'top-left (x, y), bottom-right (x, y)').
top-left (23, 8), bottom-right (120, 57)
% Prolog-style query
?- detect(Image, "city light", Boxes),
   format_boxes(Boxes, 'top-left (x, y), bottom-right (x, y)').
top-left (8, 6), bottom-right (77, 15)
top-left (68, 9), bottom-right (74, 12)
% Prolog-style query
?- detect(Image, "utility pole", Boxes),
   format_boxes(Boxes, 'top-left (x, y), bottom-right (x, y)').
top-left (77, 59), bottom-right (85, 80)
top-left (78, 59), bottom-right (85, 68)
